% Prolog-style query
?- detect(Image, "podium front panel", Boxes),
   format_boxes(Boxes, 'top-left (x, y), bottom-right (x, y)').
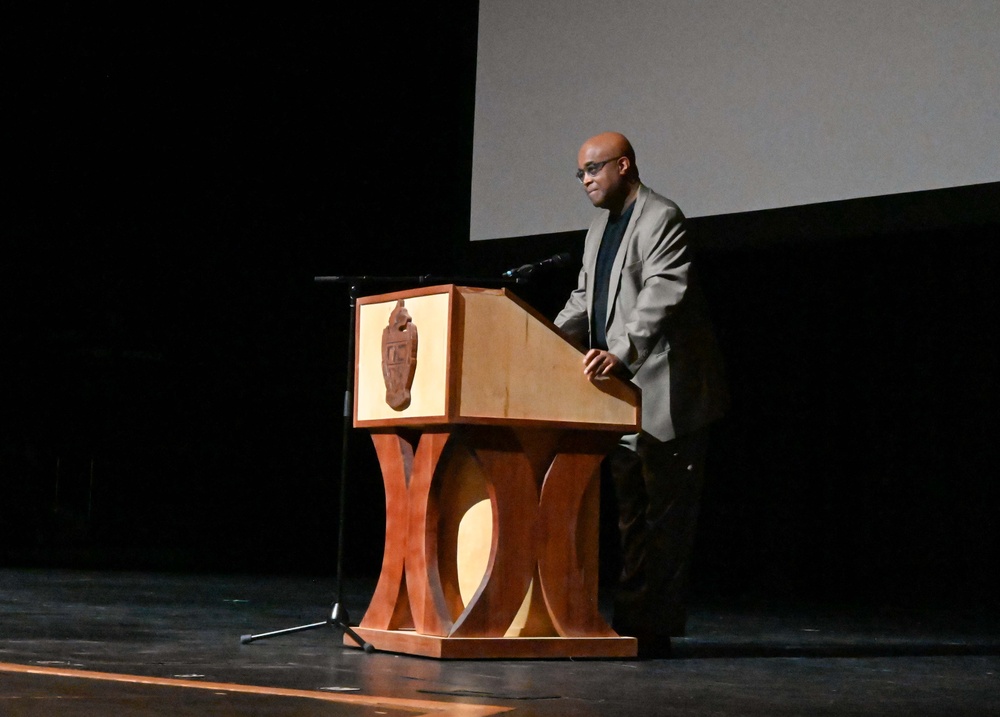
top-left (356, 290), bottom-right (451, 423)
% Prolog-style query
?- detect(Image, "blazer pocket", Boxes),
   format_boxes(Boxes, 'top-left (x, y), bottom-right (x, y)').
top-left (618, 259), bottom-right (643, 304)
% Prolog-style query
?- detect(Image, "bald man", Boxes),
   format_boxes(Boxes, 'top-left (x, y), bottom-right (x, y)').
top-left (554, 132), bottom-right (729, 656)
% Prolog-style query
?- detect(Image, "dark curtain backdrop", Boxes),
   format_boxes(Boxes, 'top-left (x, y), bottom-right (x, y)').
top-left (3, 8), bottom-right (997, 611)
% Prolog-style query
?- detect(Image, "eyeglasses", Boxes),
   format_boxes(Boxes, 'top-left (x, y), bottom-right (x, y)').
top-left (575, 157), bottom-right (621, 183)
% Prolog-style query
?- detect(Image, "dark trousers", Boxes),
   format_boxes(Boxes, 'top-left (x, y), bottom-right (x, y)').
top-left (607, 427), bottom-right (709, 638)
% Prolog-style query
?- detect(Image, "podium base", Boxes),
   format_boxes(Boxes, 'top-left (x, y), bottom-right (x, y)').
top-left (346, 627), bottom-right (638, 660)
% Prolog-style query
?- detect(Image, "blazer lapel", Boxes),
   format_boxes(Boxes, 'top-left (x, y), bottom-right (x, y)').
top-left (604, 185), bottom-right (648, 333)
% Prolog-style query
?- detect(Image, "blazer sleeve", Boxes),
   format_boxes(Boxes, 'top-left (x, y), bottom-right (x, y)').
top-left (553, 263), bottom-right (589, 345)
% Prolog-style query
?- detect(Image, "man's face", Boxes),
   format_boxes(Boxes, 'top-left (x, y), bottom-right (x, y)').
top-left (577, 143), bottom-right (624, 210)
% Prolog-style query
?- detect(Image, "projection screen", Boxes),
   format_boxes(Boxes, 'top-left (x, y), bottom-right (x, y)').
top-left (470, 0), bottom-right (1000, 241)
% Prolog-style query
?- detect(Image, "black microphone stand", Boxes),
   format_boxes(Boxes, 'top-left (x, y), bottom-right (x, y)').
top-left (239, 273), bottom-right (523, 652)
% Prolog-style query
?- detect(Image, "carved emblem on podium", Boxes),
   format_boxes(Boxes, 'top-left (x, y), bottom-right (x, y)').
top-left (381, 300), bottom-right (418, 410)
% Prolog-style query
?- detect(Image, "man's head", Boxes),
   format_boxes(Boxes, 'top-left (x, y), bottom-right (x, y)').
top-left (576, 132), bottom-right (640, 214)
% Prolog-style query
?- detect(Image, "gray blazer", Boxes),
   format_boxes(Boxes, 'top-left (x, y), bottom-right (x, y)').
top-left (554, 184), bottom-right (728, 442)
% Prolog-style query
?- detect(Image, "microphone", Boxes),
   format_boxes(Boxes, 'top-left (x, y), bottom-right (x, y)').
top-left (502, 252), bottom-right (572, 279)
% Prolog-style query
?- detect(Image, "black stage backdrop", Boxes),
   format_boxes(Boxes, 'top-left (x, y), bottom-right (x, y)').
top-left (4, 8), bottom-right (997, 611)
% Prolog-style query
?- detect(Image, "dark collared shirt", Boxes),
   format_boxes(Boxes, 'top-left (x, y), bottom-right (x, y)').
top-left (591, 201), bottom-right (635, 350)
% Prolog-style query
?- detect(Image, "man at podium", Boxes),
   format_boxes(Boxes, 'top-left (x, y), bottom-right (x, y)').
top-left (555, 131), bottom-right (729, 656)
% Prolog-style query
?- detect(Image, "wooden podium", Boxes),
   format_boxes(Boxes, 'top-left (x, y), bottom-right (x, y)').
top-left (350, 284), bottom-right (640, 659)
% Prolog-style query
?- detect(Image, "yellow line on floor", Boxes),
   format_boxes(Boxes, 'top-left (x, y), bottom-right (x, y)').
top-left (0, 661), bottom-right (514, 716)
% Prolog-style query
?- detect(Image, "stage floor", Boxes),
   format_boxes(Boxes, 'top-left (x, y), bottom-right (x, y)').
top-left (1, 568), bottom-right (997, 716)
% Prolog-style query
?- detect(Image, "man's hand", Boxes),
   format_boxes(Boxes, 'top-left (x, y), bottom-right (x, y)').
top-left (583, 349), bottom-right (624, 380)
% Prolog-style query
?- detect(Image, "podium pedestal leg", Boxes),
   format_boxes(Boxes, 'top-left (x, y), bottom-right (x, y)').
top-left (353, 425), bottom-right (637, 659)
